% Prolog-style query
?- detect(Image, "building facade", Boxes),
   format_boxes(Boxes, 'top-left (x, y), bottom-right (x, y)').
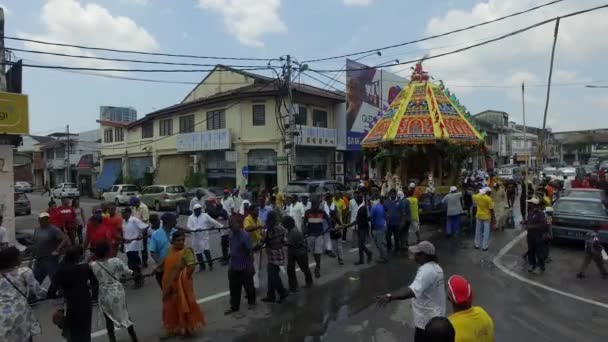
top-left (554, 129), bottom-right (608, 165)
top-left (97, 66), bottom-right (345, 192)
top-left (100, 106), bottom-right (137, 123)
top-left (473, 110), bottom-right (512, 167)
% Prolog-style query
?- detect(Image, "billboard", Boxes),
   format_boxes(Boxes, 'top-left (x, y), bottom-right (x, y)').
top-left (0, 92), bottom-right (29, 135)
top-left (345, 59), bottom-right (406, 150)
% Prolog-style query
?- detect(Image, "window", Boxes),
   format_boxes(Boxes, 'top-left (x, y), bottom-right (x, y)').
top-left (179, 114), bottom-right (195, 133)
top-left (114, 127), bottom-right (124, 142)
top-left (206, 110), bottom-right (226, 130)
top-left (55, 147), bottom-right (65, 159)
top-left (159, 118), bottom-right (173, 136)
top-left (313, 109), bottom-right (328, 127)
top-left (104, 129), bottom-right (113, 143)
top-left (252, 104), bottom-right (266, 126)
top-left (110, 186), bottom-right (119, 192)
top-left (142, 122), bottom-right (154, 139)
top-left (296, 105), bottom-right (307, 125)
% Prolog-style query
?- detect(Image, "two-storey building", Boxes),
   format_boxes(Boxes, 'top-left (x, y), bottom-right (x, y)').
top-left (97, 66), bottom-right (345, 192)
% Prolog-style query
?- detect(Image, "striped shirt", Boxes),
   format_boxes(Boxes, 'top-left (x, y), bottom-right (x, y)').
top-left (229, 230), bottom-right (253, 271)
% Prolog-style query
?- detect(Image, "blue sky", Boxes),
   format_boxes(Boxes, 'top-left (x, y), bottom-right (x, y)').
top-left (2, 0), bottom-right (608, 134)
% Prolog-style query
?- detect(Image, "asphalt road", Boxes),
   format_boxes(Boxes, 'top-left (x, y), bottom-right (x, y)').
top-left (23, 192), bottom-right (608, 341)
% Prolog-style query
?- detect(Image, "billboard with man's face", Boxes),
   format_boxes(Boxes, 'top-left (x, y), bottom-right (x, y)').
top-left (345, 59), bottom-right (406, 150)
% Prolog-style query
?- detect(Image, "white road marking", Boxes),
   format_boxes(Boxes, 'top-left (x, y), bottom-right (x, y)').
top-left (493, 231), bottom-right (608, 310)
top-left (92, 246), bottom-right (365, 338)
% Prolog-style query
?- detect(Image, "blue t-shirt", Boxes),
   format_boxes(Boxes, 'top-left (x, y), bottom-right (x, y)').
top-left (148, 227), bottom-right (177, 262)
top-left (384, 198), bottom-right (402, 226)
top-left (370, 203), bottom-right (387, 231)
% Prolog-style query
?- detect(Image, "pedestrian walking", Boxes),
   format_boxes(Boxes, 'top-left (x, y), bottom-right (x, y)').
top-left (284, 216), bottom-right (313, 291)
top-left (161, 231), bottom-right (206, 339)
top-left (523, 198), bottom-right (548, 273)
top-left (90, 241), bottom-right (139, 342)
top-left (354, 194), bottom-right (373, 265)
top-left (244, 205), bottom-right (264, 289)
top-left (32, 212), bottom-right (70, 291)
top-left (104, 203), bottom-right (123, 257)
top-left (72, 198), bottom-right (86, 244)
top-left (42, 182), bottom-right (52, 196)
top-left (189, 189), bottom-right (206, 213)
top-left (442, 186), bottom-right (463, 238)
top-left (121, 207), bottom-right (149, 288)
top-left (83, 208), bottom-right (114, 258)
top-left (370, 196), bottom-right (388, 263)
top-left (407, 190), bottom-right (421, 244)
top-left (303, 198), bottom-right (330, 278)
top-left (262, 211), bottom-right (289, 303)
top-left (322, 194), bottom-right (336, 257)
top-left (287, 195), bottom-right (306, 231)
top-left (397, 190), bottom-right (412, 251)
top-left (0, 246), bottom-right (47, 342)
top-left (50, 246), bottom-right (99, 342)
top-left (447, 274), bottom-right (495, 342)
top-left (225, 213), bottom-right (256, 315)
top-left (187, 204), bottom-right (222, 272)
top-left (149, 213), bottom-right (177, 288)
top-left (473, 187), bottom-right (494, 251)
top-left (131, 197), bottom-right (150, 268)
top-left (206, 199), bottom-right (230, 265)
top-left (576, 226), bottom-right (608, 279)
top-left (330, 193), bottom-right (345, 265)
top-left (376, 241), bottom-right (446, 342)
top-left (385, 189), bottom-right (404, 253)
top-left (424, 317), bottom-right (456, 342)
top-left (59, 198), bottom-right (78, 244)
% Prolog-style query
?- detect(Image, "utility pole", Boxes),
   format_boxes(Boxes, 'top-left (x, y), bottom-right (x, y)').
top-left (522, 81), bottom-right (528, 219)
top-left (0, 7), bottom-right (17, 245)
top-left (538, 18), bottom-right (560, 167)
top-left (285, 55), bottom-right (297, 182)
top-left (65, 124), bottom-right (70, 182)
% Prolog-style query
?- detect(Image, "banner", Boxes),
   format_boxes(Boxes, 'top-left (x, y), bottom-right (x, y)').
top-left (345, 59), bottom-right (406, 150)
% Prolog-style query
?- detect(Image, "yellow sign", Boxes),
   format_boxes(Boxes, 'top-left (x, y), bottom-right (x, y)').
top-left (0, 92), bottom-right (29, 134)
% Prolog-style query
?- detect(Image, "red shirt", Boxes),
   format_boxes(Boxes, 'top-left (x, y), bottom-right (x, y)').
top-left (48, 207), bottom-right (64, 228)
top-left (104, 215), bottom-right (124, 239)
top-left (58, 205), bottom-right (77, 231)
top-left (86, 219), bottom-right (113, 248)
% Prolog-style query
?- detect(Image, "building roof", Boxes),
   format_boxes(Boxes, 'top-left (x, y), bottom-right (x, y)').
top-left (28, 135), bottom-right (55, 144)
top-left (129, 67), bottom-right (344, 128)
top-left (473, 110), bottom-right (509, 117)
top-left (96, 120), bottom-right (130, 128)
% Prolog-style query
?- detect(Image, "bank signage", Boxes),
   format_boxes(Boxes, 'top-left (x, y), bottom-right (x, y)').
top-left (176, 129), bottom-right (231, 152)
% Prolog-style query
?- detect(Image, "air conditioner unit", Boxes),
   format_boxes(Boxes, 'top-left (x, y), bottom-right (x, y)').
top-left (145, 166), bottom-right (154, 173)
top-left (190, 154), bottom-right (200, 165)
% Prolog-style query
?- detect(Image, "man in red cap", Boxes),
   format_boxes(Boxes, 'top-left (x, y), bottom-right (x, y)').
top-left (447, 275), bottom-right (494, 342)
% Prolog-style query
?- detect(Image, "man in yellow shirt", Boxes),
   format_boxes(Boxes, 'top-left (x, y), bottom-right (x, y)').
top-left (473, 187), bottom-right (494, 251)
top-left (244, 205), bottom-right (263, 289)
top-left (407, 190), bottom-right (421, 245)
top-left (447, 275), bottom-right (494, 342)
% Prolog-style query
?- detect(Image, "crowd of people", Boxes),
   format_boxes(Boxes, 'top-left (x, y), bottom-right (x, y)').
top-left (3, 167), bottom-right (607, 342)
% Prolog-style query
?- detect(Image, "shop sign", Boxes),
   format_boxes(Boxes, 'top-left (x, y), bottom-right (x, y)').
top-left (176, 129), bottom-right (231, 152)
top-left (296, 125), bottom-right (337, 147)
top-left (0, 92), bottom-right (29, 134)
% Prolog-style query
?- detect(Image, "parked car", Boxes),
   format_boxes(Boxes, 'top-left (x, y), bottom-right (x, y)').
top-left (52, 183), bottom-right (80, 199)
top-left (557, 167), bottom-right (576, 179)
top-left (14, 192), bottom-right (31, 216)
top-left (562, 188), bottom-right (607, 204)
top-left (139, 185), bottom-right (187, 212)
top-left (283, 180), bottom-right (350, 201)
top-left (541, 167), bottom-right (557, 179)
top-left (551, 197), bottom-right (608, 242)
top-left (496, 165), bottom-right (522, 182)
top-left (176, 187), bottom-right (218, 215)
top-left (102, 184), bottom-right (140, 206)
top-left (15, 181), bottom-right (33, 193)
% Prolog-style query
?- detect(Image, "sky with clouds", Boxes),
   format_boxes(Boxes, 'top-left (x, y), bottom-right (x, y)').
top-left (3, 0), bottom-right (608, 134)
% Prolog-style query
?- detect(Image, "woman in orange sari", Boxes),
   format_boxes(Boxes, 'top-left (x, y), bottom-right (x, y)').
top-left (161, 231), bottom-right (205, 339)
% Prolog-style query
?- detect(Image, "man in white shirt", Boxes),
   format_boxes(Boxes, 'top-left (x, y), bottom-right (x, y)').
top-left (288, 195), bottom-right (305, 230)
top-left (121, 207), bottom-right (149, 289)
top-left (563, 175), bottom-right (572, 191)
top-left (377, 241), bottom-right (446, 342)
top-left (189, 189), bottom-right (206, 212)
top-left (130, 197), bottom-right (150, 268)
top-left (239, 193), bottom-right (252, 215)
top-left (187, 204), bottom-right (223, 272)
top-left (221, 189), bottom-right (236, 215)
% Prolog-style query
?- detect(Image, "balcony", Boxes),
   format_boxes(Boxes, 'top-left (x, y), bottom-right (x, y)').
top-left (295, 125), bottom-right (337, 147)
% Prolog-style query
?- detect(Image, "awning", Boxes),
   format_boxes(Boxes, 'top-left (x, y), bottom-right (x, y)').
top-left (95, 159), bottom-right (121, 190)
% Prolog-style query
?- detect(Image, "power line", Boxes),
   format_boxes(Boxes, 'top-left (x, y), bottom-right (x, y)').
top-left (1, 60), bottom-right (274, 73)
top-left (7, 46), bottom-right (273, 69)
top-left (310, 4), bottom-right (608, 73)
top-left (4, 35), bottom-right (278, 61)
top-left (301, 0), bottom-right (563, 63)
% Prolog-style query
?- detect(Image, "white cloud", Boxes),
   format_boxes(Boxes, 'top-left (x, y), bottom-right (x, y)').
top-left (415, 0), bottom-right (608, 130)
top-left (343, 0), bottom-right (373, 6)
top-left (19, 0), bottom-right (158, 69)
top-left (197, 0), bottom-right (286, 47)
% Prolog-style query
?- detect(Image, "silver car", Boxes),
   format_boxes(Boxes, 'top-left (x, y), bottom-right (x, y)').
top-left (140, 185), bottom-right (186, 211)
top-left (15, 181), bottom-right (33, 193)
